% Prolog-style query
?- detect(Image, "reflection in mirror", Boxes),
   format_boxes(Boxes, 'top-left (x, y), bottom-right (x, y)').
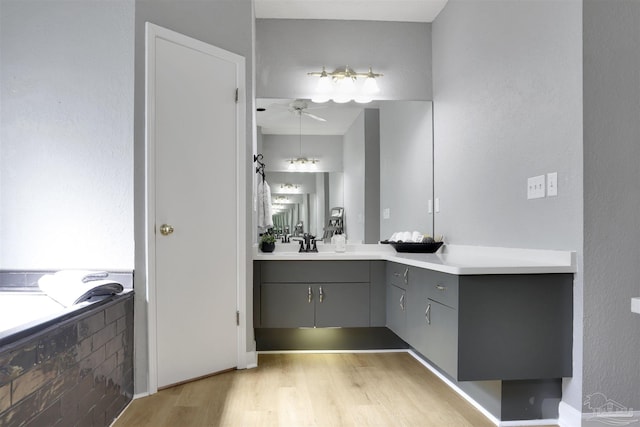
top-left (257, 99), bottom-right (433, 244)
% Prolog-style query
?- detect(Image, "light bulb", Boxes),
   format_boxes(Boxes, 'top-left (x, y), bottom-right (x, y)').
top-left (333, 77), bottom-right (355, 103)
top-left (354, 95), bottom-right (373, 104)
top-left (309, 160), bottom-right (318, 171)
top-left (287, 160), bottom-right (296, 171)
top-left (363, 76), bottom-right (379, 94)
top-left (311, 94), bottom-right (330, 103)
top-left (317, 75), bottom-right (332, 93)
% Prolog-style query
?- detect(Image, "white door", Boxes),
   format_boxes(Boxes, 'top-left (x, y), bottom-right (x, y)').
top-left (146, 24), bottom-right (243, 389)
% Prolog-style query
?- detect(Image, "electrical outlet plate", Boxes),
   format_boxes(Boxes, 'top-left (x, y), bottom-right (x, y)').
top-left (527, 175), bottom-right (546, 199)
top-left (547, 172), bottom-right (558, 197)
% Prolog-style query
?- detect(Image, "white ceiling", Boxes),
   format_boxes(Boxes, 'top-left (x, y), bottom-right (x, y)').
top-left (254, 0), bottom-right (449, 23)
top-left (257, 98), bottom-right (368, 135)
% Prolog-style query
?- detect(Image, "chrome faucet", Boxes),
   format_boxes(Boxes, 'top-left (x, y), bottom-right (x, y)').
top-left (297, 233), bottom-right (318, 253)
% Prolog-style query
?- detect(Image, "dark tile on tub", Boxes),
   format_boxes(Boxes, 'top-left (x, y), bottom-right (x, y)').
top-left (92, 322), bottom-right (117, 352)
top-left (0, 271), bottom-right (26, 286)
top-left (26, 399), bottom-right (62, 427)
top-left (105, 302), bottom-right (126, 325)
top-left (79, 346), bottom-right (105, 380)
top-left (0, 345), bottom-right (38, 387)
top-left (75, 337), bottom-right (92, 363)
top-left (105, 333), bottom-right (124, 361)
top-left (77, 312), bottom-right (105, 341)
top-left (0, 390), bottom-right (38, 427)
top-left (0, 382), bottom-right (10, 413)
top-left (37, 323), bottom-right (78, 364)
top-left (11, 359), bottom-right (58, 404)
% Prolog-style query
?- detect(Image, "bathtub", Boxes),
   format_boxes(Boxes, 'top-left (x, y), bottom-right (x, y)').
top-left (0, 271), bottom-right (134, 427)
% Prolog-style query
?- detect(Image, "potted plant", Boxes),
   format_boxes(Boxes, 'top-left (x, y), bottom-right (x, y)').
top-left (259, 233), bottom-right (276, 253)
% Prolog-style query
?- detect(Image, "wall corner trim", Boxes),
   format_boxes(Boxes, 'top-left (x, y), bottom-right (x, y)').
top-left (558, 401), bottom-right (582, 427)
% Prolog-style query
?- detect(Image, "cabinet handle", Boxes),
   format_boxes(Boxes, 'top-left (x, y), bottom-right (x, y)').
top-left (435, 284), bottom-right (446, 291)
top-left (403, 268), bottom-right (409, 285)
top-left (308, 286), bottom-right (313, 303)
top-left (319, 286), bottom-right (324, 303)
top-left (425, 303), bottom-right (431, 324)
top-left (400, 293), bottom-right (405, 311)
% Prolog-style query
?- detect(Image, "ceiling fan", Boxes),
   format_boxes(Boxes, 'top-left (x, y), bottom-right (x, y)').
top-left (287, 99), bottom-right (327, 122)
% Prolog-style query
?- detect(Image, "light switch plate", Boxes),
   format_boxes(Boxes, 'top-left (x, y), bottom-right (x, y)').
top-left (547, 172), bottom-right (558, 197)
top-left (383, 208), bottom-right (390, 219)
top-left (527, 175), bottom-right (546, 199)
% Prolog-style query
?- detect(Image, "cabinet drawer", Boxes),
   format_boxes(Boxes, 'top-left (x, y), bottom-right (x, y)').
top-left (412, 268), bottom-right (458, 309)
top-left (429, 271), bottom-right (458, 309)
top-left (386, 262), bottom-right (409, 289)
top-left (261, 260), bottom-right (370, 283)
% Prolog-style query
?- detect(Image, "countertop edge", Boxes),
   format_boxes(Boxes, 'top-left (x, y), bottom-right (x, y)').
top-left (253, 246), bottom-right (577, 275)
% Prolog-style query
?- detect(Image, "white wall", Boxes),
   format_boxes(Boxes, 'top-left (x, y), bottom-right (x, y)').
top-left (432, 0), bottom-right (583, 413)
top-left (343, 111), bottom-right (365, 244)
top-left (583, 0), bottom-right (640, 416)
top-left (0, 0), bottom-right (135, 270)
top-left (379, 101), bottom-right (434, 240)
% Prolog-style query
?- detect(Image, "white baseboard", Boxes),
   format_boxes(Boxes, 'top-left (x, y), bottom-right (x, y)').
top-left (245, 350), bottom-right (258, 369)
top-left (500, 420), bottom-right (558, 426)
top-left (558, 401), bottom-right (582, 427)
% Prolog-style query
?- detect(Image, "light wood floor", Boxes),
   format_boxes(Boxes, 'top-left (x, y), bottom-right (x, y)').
top-left (113, 352), bottom-right (557, 427)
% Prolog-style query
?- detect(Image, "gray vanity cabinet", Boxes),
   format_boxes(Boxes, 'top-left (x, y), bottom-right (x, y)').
top-left (257, 261), bottom-right (371, 328)
top-left (385, 263), bottom-right (409, 341)
top-left (404, 266), bottom-right (460, 378)
top-left (399, 266), bottom-right (573, 382)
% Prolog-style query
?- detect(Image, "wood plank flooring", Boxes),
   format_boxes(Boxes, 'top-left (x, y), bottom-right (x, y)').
top-left (113, 352), bottom-right (558, 427)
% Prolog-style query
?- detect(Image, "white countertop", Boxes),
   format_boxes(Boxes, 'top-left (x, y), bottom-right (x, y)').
top-left (253, 243), bottom-right (577, 275)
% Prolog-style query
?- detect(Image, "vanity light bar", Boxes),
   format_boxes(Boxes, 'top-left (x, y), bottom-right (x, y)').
top-left (308, 66), bottom-right (383, 104)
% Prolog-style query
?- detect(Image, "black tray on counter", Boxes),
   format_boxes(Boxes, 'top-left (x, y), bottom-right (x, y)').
top-left (381, 241), bottom-right (444, 253)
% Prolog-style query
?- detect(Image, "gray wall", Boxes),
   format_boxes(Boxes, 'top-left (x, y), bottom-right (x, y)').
top-left (583, 0), bottom-right (640, 416)
top-left (432, 0), bottom-right (584, 412)
top-left (379, 101), bottom-right (434, 240)
top-left (0, 0), bottom-right (135, 270)
top-left (364, 109), bottom-right (380, 244)
top-left (133, 0), bottom-right (254, 394)
top-left (256, 19), bottom-right (432, 100)
top-left (343, 111), bottom-right (365, 243)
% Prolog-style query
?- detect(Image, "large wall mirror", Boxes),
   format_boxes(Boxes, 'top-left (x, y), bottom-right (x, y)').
top-left (257, 98), bottom-right (434, 244)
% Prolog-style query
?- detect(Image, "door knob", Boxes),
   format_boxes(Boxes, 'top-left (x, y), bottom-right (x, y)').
top-left (160, 224), bottom-right (174, 236)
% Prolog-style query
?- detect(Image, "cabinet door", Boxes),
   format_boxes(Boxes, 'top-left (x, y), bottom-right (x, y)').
top-left (406, 277), bottom-right (430, 357)
top-left (425, 298), bottom-right (458, 379)
top-left (386, 284), bottom-right (407, 341)
top-left (315, 283), bottom-right (370, 327)
top-left (261, 283), bottom-right (314, 328)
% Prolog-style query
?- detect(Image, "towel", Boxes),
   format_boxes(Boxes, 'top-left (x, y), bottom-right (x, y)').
top-left (257, 179), bottom-right (274, 230)
top-left (38, 270), bottom-right (123, 307)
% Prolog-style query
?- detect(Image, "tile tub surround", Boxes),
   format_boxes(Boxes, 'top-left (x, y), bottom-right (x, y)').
top-left (0, 292), bottom-right (134, 427)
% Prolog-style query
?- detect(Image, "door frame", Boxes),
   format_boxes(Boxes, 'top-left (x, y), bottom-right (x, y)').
top-left (144, 22), bottom-right (247, 394)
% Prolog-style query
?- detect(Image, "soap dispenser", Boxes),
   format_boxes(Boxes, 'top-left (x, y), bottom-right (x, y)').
top-left (334, 231), bottom-right (346, 253)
